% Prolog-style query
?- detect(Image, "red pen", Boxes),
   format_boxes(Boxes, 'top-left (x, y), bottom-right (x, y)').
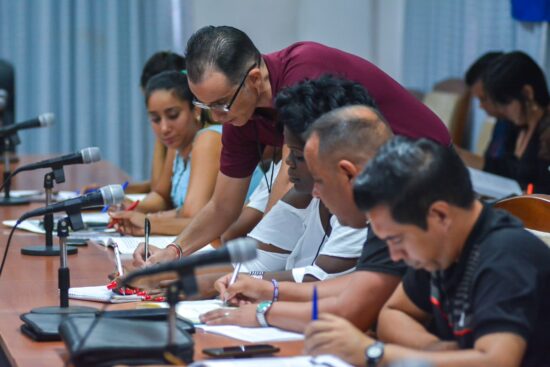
top-left (527, 183), bottom-right (534, 195)
top-left (107, 200), bottom-right (140, 228)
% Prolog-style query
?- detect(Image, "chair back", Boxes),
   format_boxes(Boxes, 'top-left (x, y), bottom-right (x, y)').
top-left (494, 194), bottom-right (550, 246)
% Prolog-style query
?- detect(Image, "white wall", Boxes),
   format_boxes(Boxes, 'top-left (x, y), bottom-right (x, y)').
top-left (177, 0), bottom-right (406, 82)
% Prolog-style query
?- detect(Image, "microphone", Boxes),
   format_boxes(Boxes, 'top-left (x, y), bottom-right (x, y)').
top-left (18, 184), bottom-right (124, 222)
top-left (0, 112), bottom-right (54, 138)
top-left (121, 237), bottom-right (258, 285)
top-left (13, 147), bottom-right (101, 174)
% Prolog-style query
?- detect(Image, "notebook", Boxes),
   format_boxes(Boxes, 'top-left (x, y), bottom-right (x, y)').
top-left (68, 285), bottom-right (143, 303)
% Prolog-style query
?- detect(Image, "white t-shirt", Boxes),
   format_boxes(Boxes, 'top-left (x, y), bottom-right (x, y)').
top-left (246, 161), bottom-right (282, 213)
top-left (243, 197), bottom-right (366, 282)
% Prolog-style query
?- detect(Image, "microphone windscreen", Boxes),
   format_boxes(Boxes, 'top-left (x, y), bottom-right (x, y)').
top-left (81, 147), bottom-right (101, 163)
top-left (100, 184), bottom-right (124, 206)
top-left (226, 237), bottom-right (258, 263)
top-left (0, 89), bottom-right (6, 109)
top-left (38, 113), bottom-right (55, 127)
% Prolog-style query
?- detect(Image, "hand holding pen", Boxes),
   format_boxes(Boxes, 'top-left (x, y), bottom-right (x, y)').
top-left (224, 263), bottom-right (242, 305)
top-left (107, 200), bottom-right (140, 230)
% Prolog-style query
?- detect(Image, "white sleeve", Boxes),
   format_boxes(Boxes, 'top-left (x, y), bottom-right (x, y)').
top-left (292, 265), bottom-right (355, 282)
top-left (319, 216), bottom-right (366, 258)
top-left (240, 249), bottom-right (289, 272)
top-left (246, 161), bottom-right (282, 213)
top-left (292, 217), bottom-right (367, 282)
top-left (248, 200), bottom-right (307, 252)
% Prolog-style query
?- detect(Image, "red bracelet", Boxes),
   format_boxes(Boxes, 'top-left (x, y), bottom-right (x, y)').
top-left (167, 243), bottom-right (182, 259)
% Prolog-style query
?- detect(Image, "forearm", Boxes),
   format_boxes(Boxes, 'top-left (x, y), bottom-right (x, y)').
top-left (148, 216), bottom-right (194, 236)
top-left (174, 199), bottom-right (241, 255)
top-left (267, 292), bottom-right (373, 333)
top-left (381, 344), bottom-right (517, 367)
top-left (125, 181), bottom-right (151, 194)
top-left (377, 308), bottom-right (440, 349)
top-left (137, 191), bottom-right (171, 213)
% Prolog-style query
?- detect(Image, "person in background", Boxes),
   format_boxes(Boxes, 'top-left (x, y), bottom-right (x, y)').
top-left (304, 137), bottom-right (550, 367)
top-left (457, 51), bottom-right (550, 193)
top-left (464, 51), bottom-right (519, 161)
top-left (133, 24), bottom-right (450, 265)
top-left (110, 70), bottom-right (222, 235)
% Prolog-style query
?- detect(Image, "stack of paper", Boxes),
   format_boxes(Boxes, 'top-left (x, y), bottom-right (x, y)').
top-left (68, 285), bottom-right (142, 303)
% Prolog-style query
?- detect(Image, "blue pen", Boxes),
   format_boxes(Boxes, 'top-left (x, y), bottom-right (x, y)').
top-left (312, 286), bottom-right (318, 320)
top-left (102, 181), bottom-right (129, 212)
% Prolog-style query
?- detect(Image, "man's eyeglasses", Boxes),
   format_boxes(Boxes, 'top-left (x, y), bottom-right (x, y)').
top-left (192, 62), bottom-right (257, 113)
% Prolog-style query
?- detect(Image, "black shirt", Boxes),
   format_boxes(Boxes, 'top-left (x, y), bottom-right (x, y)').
top-left (403, 205), bottom-right (550, 367)
top-left (484, 114), bottom-right (550, 194)
top-left (355, 226), bottom-right (407, 277)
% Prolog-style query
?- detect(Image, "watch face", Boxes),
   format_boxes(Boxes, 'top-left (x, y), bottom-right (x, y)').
top-left (367, 344), bottom-right (383, 358)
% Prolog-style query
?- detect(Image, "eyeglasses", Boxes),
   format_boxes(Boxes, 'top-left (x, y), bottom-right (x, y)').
top-left (192, 62), bottom-right (257, 113)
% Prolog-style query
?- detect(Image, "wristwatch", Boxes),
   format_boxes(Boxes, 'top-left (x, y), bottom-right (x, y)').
top-left (256, 301), bottom-right (273, 327)
top-left (365, 341), bottom-right (384, 367)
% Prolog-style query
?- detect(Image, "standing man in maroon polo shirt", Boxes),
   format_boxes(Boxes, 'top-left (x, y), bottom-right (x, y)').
top-left (132, 25), bottom-right (450, 265)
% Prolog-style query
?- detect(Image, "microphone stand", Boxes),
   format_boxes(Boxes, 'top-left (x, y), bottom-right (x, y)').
top-left (29, 214), bottom-right (96, 316)
top-left (21, 169), bottom-right (77, 256)
top-left (166, 267), bottom-right (198, 355)
top-left (0, 136), bottom-right (29, 206)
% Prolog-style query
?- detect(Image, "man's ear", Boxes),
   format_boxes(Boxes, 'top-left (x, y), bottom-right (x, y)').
top-left (427, 201), bottom-right (451, 230)
top-left (338, 160), bottom-right (359, 181)
top-left (248, 67), bottom-right (262, 90)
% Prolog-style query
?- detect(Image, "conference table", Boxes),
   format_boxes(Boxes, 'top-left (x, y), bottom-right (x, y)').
top-left (0, 156), bottom-right (303, 367)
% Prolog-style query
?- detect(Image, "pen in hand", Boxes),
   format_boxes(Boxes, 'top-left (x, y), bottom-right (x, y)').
top-left (312, 286), bottom-right (318, 320)
top-left (224, 263), bottom-right (241, 305)
top-left (144, 217), bottom-right (151, 263)
top-left (107, 199), bottom-right (140, 229)
top-left (113, 242), bottom-right (124, 277)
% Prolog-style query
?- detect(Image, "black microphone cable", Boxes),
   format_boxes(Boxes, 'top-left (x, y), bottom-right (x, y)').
top-left (0, 221), bottom-right (22, 277)
top-left (0, 171), bottom-right (15, 193)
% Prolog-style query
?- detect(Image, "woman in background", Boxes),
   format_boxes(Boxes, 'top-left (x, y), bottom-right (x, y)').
top-left (110, 70), bottom-right (222, 235)
top-left (481, 51), bottom-right (550, 193)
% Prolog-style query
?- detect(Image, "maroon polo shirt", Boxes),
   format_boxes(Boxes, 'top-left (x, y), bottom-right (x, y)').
top-left (221, 41), bottom-right (450, 178)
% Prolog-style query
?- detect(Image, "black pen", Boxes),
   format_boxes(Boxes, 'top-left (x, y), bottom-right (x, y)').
top-left (144, 217), bottom-right (151, 262)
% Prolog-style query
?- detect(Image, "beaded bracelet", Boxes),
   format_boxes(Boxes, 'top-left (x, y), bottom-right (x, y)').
top-left (167, 243), bottom-right (182, 260)
top-left (271, 278), bottom-right (279, 302)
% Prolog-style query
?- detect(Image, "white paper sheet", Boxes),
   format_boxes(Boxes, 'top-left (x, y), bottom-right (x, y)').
top-left (189, 355), bottom-right (352, 367)
top-left (176, 299), bottom-right (234, 324)
top-left (467, 167), bottom-right (522, 199)
top-left (93, 236), bottom-right (215, 255)
top-left (196, 324), bottom-right (304, 343)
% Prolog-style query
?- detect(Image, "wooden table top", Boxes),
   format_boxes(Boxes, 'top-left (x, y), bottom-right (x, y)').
top-left (0, 155), bottom-right (303, 367)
